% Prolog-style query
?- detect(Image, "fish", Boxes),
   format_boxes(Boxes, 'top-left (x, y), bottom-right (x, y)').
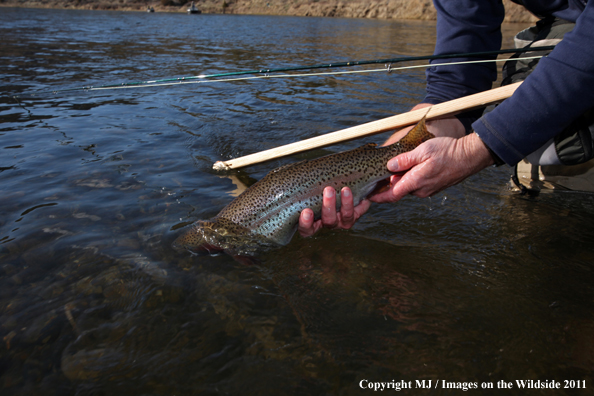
top-left (173, 117), bottom-right (434, 259)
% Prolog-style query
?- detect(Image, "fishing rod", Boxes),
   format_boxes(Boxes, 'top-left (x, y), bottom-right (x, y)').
top-left (18, 46), bottom-right (554, 98)
top-left (86, 56), bottom-right (545, 91)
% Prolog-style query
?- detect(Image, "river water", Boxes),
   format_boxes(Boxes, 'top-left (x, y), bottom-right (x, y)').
top-left (2, 7), bottom-right (594, 395)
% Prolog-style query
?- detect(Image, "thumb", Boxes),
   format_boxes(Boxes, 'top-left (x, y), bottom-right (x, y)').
top-left (387, 150), bottom-right (418, 173)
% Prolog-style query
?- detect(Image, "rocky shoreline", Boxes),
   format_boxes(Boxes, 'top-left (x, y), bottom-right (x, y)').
top-left (1, 0), bottom-right (537, 23)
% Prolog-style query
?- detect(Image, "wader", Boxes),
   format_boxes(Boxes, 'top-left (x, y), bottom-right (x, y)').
top-left (501, 17), bottom-right (594, 193)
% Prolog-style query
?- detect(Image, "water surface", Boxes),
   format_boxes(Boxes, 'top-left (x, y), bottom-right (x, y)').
top-left (1, 7), bottom-right (594, 395)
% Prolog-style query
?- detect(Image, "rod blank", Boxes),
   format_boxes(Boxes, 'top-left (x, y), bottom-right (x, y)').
top-left (213, 81), bottom-right (522, 170)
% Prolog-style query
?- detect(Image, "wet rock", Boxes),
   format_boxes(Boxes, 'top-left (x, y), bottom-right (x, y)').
top-left (143, 285), bottom-right (185, 308)
top-left (116, 181), bottom-right (143, 191)
top-left (1, 314), bottom-right (18, 331)
top-left (73, 212), bottom-right (101, 221)
top-left (39, 370), bottom-right (74, 394)
top-left (117, 238), bottom-right (140, 250)
top-left (102, 282), bottom-right (127, 302)
top-left (42, 227), bottom-right (72, 239)
top-left (21, 359), bottom-right (43, 384)
top-left (38, 280), bottom-right (68, 300)
top-left (73, 276), bottom-right (103, 296)
top-left (1, 364), bottom-right (24, 389)
top-left (21, 310), bottom-right (65, 345)
top-left (0, 288), bottom-right (14, 300)
top-left (0, 246), bottom-right (11, 260)
top-left (20, 244), bottom-right (55, 268)
top-left (0, 263), bottom-right (16, 276)
top-left (74, 178), bottom-right (113, 188)
top-left (75, 305), bottom-right (112, 331)
top-left (9, 273), bottom-right (23, 286)
top-left (61, 348), bottom-right (126, 381)
top-left (9, 266), bottom-right (49, 287)
top-left (3, 331), bottom-right (17, 350)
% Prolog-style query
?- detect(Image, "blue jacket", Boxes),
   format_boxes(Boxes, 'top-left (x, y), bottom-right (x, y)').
top-left (424, 0), bottom-right (594, 165)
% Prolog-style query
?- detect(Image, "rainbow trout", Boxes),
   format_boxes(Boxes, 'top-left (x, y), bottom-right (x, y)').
top-left (174, 118), bottom-right (433, 258)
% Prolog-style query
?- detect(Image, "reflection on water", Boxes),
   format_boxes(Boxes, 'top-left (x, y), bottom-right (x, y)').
top-left (1, 6), bottom-right (594, 395)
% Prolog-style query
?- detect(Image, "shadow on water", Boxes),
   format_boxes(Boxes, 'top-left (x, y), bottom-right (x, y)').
top-left (1, 6), bottom-right (594, 395)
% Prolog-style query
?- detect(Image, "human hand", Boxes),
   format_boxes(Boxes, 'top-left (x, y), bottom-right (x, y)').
top-left (298, 186), bottom-right (371, 238)
top-left (370, 132), bottom-right (495, 203)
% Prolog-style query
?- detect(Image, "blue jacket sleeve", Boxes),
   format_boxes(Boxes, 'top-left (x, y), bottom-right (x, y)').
top-left (473, 0), bottom-right (594, 165)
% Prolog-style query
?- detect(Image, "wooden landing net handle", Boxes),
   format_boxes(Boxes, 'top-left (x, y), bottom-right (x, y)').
top-left (213, 81), bottom-right (522, 170)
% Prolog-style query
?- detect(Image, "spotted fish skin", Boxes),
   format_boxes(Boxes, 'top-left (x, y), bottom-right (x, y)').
top-left (174, 118), bottom-right (434, 257)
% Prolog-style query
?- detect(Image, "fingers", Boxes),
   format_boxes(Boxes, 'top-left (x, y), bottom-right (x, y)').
top-left (368, 152), bottom-right (417, 203)
top-left (298, 186), bottom-right (371, 238)
top-left (338, 187), bottom-right (355, 229)
top-left (368, 188), bottom-right (395, 203)
top-left (298, 187), bottom-right (339, 238)
top-left (387, 151), bottom-right (416, 173)
top-left (321, 186), bottom-right (338, 228)
top-left (379, 135), bottom-right (491, 203)
top-left (353, 198), bottom-right (372, 218)
top-left (298, 208), bottom-right (321, 237)
top-left (391, 169), bottom-right (428, 200)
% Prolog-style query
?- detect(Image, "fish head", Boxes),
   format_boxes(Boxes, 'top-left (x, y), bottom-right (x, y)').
top-left (173, 217), bottom-right (278, 257)
top-left (172, 220), bottom-right (226, 255)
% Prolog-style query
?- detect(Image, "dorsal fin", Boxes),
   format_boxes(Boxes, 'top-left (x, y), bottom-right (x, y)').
top-left (396, 116), bottom-right (435, 149)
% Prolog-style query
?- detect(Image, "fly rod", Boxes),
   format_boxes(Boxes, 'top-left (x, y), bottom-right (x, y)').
top-left (20, 46), bottom-right (553, 97)
top-left (213, 81), bottom-right (522, 170)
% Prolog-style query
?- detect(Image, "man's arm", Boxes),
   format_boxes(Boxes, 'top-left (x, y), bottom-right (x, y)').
top-left (473, 0), bottom-right (594, 165)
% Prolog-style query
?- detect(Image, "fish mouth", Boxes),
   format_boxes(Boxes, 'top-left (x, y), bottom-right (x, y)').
top-left (172, 221), bottom-right (225, 255)
top-left (173, 218), bottom-right (277, 258)
top-left (172, 240), bottom-right (224, 255)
